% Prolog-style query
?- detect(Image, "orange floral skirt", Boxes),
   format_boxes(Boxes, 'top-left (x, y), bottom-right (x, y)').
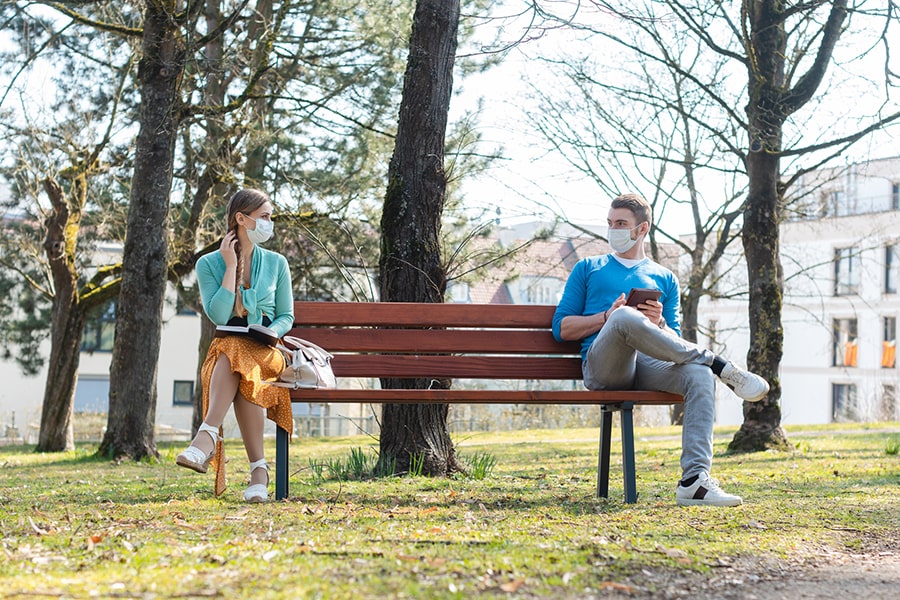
top-left (201, 336), bottom-right (292, 495)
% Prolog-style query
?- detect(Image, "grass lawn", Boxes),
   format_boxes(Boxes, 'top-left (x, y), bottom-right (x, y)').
top-left (1, 423), bottom-right (898, 599)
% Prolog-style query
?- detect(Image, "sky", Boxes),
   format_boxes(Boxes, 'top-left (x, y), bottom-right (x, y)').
top-left (451, 28), bottom-right (612, 231)
top-left (451, 2), bottom-right (900, 237)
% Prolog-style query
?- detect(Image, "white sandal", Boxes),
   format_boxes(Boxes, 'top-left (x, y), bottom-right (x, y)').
top-left (243, 459), bottom-right (269, 503)
top-left (176, 422), bottom-right (220, 474)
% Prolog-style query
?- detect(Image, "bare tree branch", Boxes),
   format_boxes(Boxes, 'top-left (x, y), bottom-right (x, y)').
top-left (45, 2), bottom-right (142, 37)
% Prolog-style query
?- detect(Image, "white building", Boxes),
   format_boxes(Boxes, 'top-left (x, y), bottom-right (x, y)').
top-left (0, 261), bottom-right (202, 443)
top-left (700, 156), bottom-right (900, 425)
top-left (0, 240), bottom-right (371, 443)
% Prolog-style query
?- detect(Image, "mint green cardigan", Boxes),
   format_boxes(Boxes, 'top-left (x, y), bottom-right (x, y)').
top-left (196, 245), bottom-right (294, 337)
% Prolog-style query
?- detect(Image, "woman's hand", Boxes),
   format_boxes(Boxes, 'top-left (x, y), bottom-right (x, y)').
top-left (220, 230), bottom-right (238, 270)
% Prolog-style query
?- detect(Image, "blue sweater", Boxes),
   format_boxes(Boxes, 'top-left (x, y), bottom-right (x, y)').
top-left (552, 255), bottom-right (681, 359)
top-left (196, 245), bottom-right (294, 337)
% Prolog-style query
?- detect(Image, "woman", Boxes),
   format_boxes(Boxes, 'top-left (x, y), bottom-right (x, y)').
top-left (176, 188), bottom-right (294, 503)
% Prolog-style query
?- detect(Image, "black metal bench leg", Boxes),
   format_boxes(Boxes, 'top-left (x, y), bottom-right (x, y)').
top-left (620, 402), bottom-right (637, 503)
top-left (597, 405), bottom-right (613, 498)
top-left (276, 425), bottom-right (289, 500)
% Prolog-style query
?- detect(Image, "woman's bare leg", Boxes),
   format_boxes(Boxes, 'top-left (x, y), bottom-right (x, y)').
top-left (233, 395), bottom-right (266, 485)
top-left (191, 353), bottom-right (240, 454)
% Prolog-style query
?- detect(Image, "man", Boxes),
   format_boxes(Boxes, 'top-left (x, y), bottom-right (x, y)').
top-left (552, 193), bottom-right (769, 506)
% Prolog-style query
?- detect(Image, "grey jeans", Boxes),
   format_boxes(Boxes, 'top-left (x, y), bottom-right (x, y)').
top-left (583, 307), bottom-right (717, 480)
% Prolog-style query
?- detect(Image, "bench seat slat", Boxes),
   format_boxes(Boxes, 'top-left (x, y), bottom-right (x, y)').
top-left (294, 301), bottom-right (557, 328)
top-left (288, 328), bottom-right (582, 354)
top-left (289, 388), bottom-right (683, 405)
top-left (328, 355), bottom-right (585, 379)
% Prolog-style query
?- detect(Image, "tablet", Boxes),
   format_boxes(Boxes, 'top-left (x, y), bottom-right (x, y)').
top-left (625, 288), bottom-right (662, 307)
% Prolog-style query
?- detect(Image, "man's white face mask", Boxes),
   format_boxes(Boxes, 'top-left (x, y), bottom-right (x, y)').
top-left (608, 224), bottom-right (641, 253)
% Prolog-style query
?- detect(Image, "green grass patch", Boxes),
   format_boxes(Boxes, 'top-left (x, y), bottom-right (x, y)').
top-left (1, 424), bottom-right (898, 598)
top-left (886, 437), bottom-right (900, 455)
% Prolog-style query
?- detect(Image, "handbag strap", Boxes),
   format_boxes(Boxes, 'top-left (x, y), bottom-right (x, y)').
top-left (280, 336), bottom-right (333, 360)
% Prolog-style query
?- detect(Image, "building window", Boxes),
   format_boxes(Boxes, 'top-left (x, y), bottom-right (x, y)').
top-left (175, 294), bottom-right (198, 316)
top-left (833, 318), bottom-right (858, 367)
top-left (447, 282), bottom-right (470, 303)
top-left (832, 383), bottom-right (858, 422)
top-left (173, 380), bottom-right (194, 407)
top-left (882, 385), bottom-right (897, 421)
top-left (525, 282), bottom-right (552, 304)
top-left (539, 285), bottom-right (551, 304)
top-left (834, 247), bottom-right (859, 296)
top-left (74, 376), bottom-right (109, 413)
top-left (887, 246), bottom-right (898, 294)
top-left (81, 300), bottom-right (116, 353)
top-left (892, 183), bottom-right (900, 211)
top-left (883, 317), bottom-right (896, 369)
top-left (820, 190), bottom-right (844, 217)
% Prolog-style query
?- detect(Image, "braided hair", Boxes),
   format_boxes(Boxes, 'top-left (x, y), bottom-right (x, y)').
top-left (225, 188), bottom-right (270, 318)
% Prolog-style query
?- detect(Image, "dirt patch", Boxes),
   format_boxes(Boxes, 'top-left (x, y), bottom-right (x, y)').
top-left (601, 534), bottom-right (900, 599)
top-left (699, 551), bottom-right (900, 599)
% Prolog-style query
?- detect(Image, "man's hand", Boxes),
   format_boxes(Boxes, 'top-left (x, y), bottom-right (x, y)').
top-left (606, 293), bottom-right (627, 315)
top-left (634, 298), bottom-right (663, 327)
top-left (559, 293), bottom-right (627, 340)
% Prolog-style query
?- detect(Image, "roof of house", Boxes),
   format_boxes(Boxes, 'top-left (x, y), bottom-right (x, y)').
top-left (450, 225), bottom-right (682, 304)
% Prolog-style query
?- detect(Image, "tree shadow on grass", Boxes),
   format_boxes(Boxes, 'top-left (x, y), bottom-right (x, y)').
top-left (276, 472), bottom-right (681, 516)
top-left (2, 437), bottom-right (896, 513)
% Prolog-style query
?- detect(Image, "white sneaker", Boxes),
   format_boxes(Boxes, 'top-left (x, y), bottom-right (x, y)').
top-left (676, 474), bottom-right (742, 507)
top-left (718, 361), bottom-right (769, 402)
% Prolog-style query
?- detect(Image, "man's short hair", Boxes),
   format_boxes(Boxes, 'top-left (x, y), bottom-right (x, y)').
top-left (611, 193), bottom-right (652, 225)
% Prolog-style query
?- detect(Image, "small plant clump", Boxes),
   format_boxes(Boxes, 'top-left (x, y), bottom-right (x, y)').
top-left (462, 450), bottom-right (497, 480)
top-left (886, 437), bottom-right (900, 456)
top-left (303, 447), bottom-right (501, 482)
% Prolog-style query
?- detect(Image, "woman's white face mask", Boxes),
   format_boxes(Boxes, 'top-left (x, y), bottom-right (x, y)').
top-left (608, 224), bottom-right (641, 253)
top-left (244, 215), bottom-right (274, 245)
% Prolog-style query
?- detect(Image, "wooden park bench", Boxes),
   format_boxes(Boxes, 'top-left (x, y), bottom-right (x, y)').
top-left (275, 301), bottom-right (683, 503)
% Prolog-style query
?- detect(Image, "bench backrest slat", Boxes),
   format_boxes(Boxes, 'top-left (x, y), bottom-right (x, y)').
top-left (288, 327), bottom-right (582, 355)
top-left (288, 301), bottom-right (588, 384)
top-left (294, 301), bottom-right (557, 328)
top-left (330, 355), bottom-right (584, 380)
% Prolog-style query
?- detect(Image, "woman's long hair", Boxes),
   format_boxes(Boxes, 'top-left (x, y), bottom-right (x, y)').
top-left (225, 189), bottom-right (270, 318)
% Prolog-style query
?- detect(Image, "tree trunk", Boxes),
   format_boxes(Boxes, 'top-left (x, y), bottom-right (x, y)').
top-left (36, 177), bottom-right (85, 452)
top-left (377, 0), bottom-right (462, 476)
top-left (191, 318), bottom-right (216, 435)
top-left (730, 0), bottom-right (793, 452)
top-left (242, 0), bottom-right (275, 188)
top-left (37, 300), bottom-right (84, 451)
top-left (670, 289), bottom-right (702, 426)
top-left (99, 2), bottom-right (184, 461)
top-left (731, 146), bottom-right (790, 451)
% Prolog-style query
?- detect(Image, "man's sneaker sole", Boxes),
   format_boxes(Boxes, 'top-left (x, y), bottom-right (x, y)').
top-left (676, 496), bottom-right (742, 507)
top-left (724, 383), bottom-right (767, 402)
top-left (719, 362), bottom-right (770, 402)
